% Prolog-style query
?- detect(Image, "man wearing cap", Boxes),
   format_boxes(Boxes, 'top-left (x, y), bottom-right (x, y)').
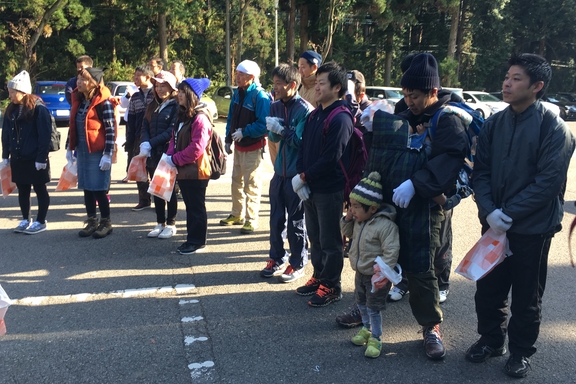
top-left (298, 50), bottom-right (322, 106)
top-left (220, 60), bottom-right (271, 234)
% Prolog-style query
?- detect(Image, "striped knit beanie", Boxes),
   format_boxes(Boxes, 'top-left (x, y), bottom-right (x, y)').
top-left (349, 171), bottom-right (383, 207)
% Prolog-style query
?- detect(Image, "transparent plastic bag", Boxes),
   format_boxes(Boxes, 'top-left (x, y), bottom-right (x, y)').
top-left (0, 284), bottom-right (12, 336)
top-left (55, 162), bottom-right (78, 191)
top-left (147, 154), bottom-right (177, 201)
top-left (0, 162), bottom-right (16, 198)
top-left (455, 228), bottom-right (512, 281)
top-left (127, 155), bottom-right (148, 182)
top-left (371, 256), bottom-right (402, 293)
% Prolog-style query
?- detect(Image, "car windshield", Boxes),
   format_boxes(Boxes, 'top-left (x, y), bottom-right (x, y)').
top-left (474, 93), bottom-right (501, 102)
top-left (38, 85), bottom-right (65, 95)
top-left (386, 89), bottom-right (403, 99)
top-left (559, 94), bottom-right (576, 102)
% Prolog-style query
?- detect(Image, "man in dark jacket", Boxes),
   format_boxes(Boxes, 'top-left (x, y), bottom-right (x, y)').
top-left (465, 53), bottom-right (575, 378)
top-left (65, 55), bottom-right (92, 105)
top-left (294, 62), bottom-right (353, 307)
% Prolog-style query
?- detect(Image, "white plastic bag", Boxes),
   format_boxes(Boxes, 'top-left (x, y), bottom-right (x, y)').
top-left (371, 256), bottom-right (402, 293)
top-left (0, 284), bottom-right (13, 336)
top-left (455, 229), bottom-right (512, 281)
top-left (147, 153), bottom-right (177, 202)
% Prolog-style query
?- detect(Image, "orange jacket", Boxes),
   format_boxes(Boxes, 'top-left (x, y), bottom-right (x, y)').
top-left (68, 85), bottom-right (112, 153)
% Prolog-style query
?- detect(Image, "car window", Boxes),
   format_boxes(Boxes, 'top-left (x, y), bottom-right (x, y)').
top-left (474, 93), bottom-right (500, 102)
top-left (385, 89), bottom-right (403, 99)
top-left (116, 85), bottom-right (127, 96)
top-left (463, 93), bottom-right (475, 103)
top-left (38, 85), bottom-right (65, 95)
top-left (218, 87), bottom-right (232, 98)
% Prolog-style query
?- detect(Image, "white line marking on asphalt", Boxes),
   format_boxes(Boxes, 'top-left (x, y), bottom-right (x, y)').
top-left (174, 284), bottom-right (196, 293)
top-left (182, 316), bottom-right (203, 323)
top-left (184, 336), bottom-right (208, 345)
top-left (179, 299), bottom-right (199, 305)
top-left (188, 361), bottom-right (215, 379)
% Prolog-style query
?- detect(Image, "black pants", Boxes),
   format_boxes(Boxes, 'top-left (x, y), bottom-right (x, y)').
top-left (178, 179), bottom-right (209, 246)
top-left (147, 166), bottom-right (177, 225)
top-left (474, 231), bottom-right (552, 357)
top-left (84, 190), bottom-right (110, 219)
top-left (16, 183), bottom-right (50, 224)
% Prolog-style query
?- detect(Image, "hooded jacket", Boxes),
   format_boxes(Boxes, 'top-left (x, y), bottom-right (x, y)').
top-left (340, 204), bottom-right (400, 275)
top-left (474, 100), bottom-right (576, 235)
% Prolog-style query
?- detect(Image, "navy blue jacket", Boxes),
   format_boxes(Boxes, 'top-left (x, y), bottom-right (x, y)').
top-left (2, 102), bottom-right (52, 163)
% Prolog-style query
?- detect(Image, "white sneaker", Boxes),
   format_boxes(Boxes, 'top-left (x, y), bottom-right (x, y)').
top-left (388, 286), bottom-right (408, 302)
top-left (148, 224), bottom-right (165, 238)
top-left (439, 289), bottom-right (449, 303)
top-left (158, 225), bottom-right (176, 239)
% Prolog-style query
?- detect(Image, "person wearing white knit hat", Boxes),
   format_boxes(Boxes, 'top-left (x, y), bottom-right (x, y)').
top-left (219, 60), bottom-right (271, 234)
top-left (2, 70), bottom-right (52, 234)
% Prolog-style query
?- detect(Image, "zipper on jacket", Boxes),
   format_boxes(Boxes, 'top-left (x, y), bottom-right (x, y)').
top-left (507, 113), bottom-right (517, 157)
top-left (282, 105), bottom-right (288, 178)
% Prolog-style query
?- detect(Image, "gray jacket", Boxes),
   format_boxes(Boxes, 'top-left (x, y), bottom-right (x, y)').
top-left (474, 100), bottom-right (575, 235)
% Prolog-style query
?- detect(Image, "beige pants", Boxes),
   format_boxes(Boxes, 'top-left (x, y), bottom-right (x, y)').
top-left (268, 140), bottom-right (279, 166)
top-left (231, 148), bottom-right (264, 222)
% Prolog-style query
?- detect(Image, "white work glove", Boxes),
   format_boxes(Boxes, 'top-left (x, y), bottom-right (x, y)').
top-left (165, 155), bottom-right (175, 168)
top-left (139, 141), bottom-right (152, 157)
top-left (65, 150), bottom-right (75, 163)
top-left (296, 184), bottom-right (310, 201)
top-left (1, 158), bottom-right (9, 167)
top-left (99, 154), bottom-right (112, 171)
top-left (225, 142), bottom-right (233, 155)
top-left (35, 162), bottom-right (47, 170)
top-left (486, 208), bottom-right (513, 235)
top-left (266, 117), bottom-right (284, 135)
top-left (231, 128), bottom-right (244, 142)
top-left (392, 179), bottom-right (415, 208)
top-left (291, 174), bottom-right (306, 192)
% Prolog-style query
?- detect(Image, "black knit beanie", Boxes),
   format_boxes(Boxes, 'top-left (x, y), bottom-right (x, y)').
top-left (85, 67), bottom-right (104, 84)
top-left (400, 53), bottom-right (440, 90)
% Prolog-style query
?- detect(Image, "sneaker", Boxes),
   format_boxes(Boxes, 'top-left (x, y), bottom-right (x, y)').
top-left (158, 225), bottom-right (176, 239)
top-left (439, 290), bottom-right (449, 303)
top-left (336, 303), bottom-right (363, 328)
top-left (388, 286), bottom-right (408, 302)
top-left (148, 224), bottom-right (165, 238)
top-left (14, 219), bottom-right (31, 233)
top-left (465, 340), bottom-right (506, 363)
top-left (23, 221), bottom-right (47, 235)
top-left (260, 259), bottom-right (286, 278)
top-left (132, 203), bottom-right (151, 211)
top-left (296, 277), bottom-right (321, 296)
top-left (351, 327), bottom-right (372, 346)
top-left (308, 284), bottom-right (342, 307)
top-left (220, 214), bottom-right (244, 226)
top-left (240, 220), bottom-right (256, 234)
top-left (280, 265), bottom-right (305, 283)
top-left (504, 354), bottom-right (531, 378)
top-left (423, 324), bottom-right (446, 360)
top-left (178, 243), bottom-right (206, 255)
top-left (365, 337), bottom-right (382, 358)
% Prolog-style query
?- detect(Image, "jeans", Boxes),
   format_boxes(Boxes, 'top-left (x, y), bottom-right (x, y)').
top-left (269, 174), bottom-right (308, 269)
top-left (303, 190), bottom-right (344, 289)
top-left (179, 179), bottom-right (209, 246)
top-left (474, 231), bottom-right (552, 357)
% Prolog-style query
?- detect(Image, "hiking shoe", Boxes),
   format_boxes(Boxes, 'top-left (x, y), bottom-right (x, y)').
top-left (504, 354), bottom-right (531, 378)
top-left (24, 221), bottom-right (47, 235)
top-left (296, 277), bottom-right (321, 296)
top-left (388, 286), bottom-right (408, 302)
top-left (351, 327), bottom-right (372, 346)
top-left (178, 243), bottom-right (206, 255)
top-left (439, 290), bottom-right (449, 303)
top-left (158, 225), bottom-right (176, 239)
top-left (280, 265), bottom-right (305, 283)
top-left (220, 215), bottom-right (244, 226)
top-left (132, 203), bottom-right (151, 211)
top-left (423, 324), bottom-right (446, 360)
top-left (79, 217), bottom-right (99, 237)
top-left (336, 303), bottom-right (363, 328)
top-left (148, 224), bottom-right (165, 238)
top-left (308, 284), bottom-right (342, 307)
top-left (92, 218), bottom-right (113, 239)
top-left (465, 340), bottom-right (506, 363)
top-left (365, 337), bottom-right (383, 358)
top-left (240, 220), bottom-right (256, 234)
top-left (14, 219), bottom-right (31, 233)
top-left (260, 259), bottom-right (286, 278)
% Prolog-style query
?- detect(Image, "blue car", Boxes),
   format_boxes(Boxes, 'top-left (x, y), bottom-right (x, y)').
top-left (34, 81), bottom-right (70, 123)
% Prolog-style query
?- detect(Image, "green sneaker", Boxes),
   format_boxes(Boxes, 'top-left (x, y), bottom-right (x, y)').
top-left (365, 336), bottom-right (382, 358)
top-left (220, 215), bottom-right (244, 226)
top-left (351, 327), bottom-right (371, 346)
top-left (240, 220), bottom-right (256, 234)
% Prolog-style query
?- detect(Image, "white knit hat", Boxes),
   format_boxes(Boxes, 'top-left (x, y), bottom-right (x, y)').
top-left (8, 70), bottom-right (32, 94)
top-left (236, 60), bottom-right (261, 86)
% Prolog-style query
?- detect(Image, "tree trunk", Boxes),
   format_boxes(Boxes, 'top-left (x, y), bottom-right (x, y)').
top-left (286, 0), bottom-right (296, 63)
top-left (237, 0), bottom-right (249, 65)
top-left (299, 4), bottom-right (309, 53)
top-left (384, 26), bottom-right (393, 86)
top-left (539, 38), bottom-right (546, 56)
top-left (447, 3), bottom-right (460, 59)
top-left (456, 0), bottom-right (466, 78)
top-left (158, 13), bottom-right (168, 64)
top-left (322, 0), bottom-right (337, 60)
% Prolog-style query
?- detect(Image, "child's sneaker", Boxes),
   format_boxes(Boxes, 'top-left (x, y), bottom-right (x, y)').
top-left (352, 327), bottom-right (372, 346)
top-left (365, 337), bottom-right (382, 358)
top-left (260, 259), bottom-right (286, 278)
top-left (14, 219), bottom-right (31, 233)
top-left (147, 223), bottom-right (165, 238)
top-left (280, 265), bottom-right (304, 283)
top-left (158, 225), bottom-right (176, 239)
top-left (24, 221), bottom-right (47, 235)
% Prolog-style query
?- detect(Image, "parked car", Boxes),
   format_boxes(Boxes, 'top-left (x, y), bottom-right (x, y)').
top-left (548, 94), bottom-right (576, 120)
top-left (556, 92), bottom-right (576, 103)
top-left (212, 85), bottom-right (237, 117)
top-left (489, 91), bottom-right (562, 118)
top-left (33, 81), bottom-right (70, 123)
top-left (443, 87), bottom-right (464, 98)
top-left (541, 95), bottom-right (570, 120)
top-left (463, 91), bottom-right (508, 118)
top-left (364, 86), bottom-right (403, 107)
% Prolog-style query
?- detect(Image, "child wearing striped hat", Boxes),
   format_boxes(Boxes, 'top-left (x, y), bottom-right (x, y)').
top-left (340, 171), bottom-right (400, 358)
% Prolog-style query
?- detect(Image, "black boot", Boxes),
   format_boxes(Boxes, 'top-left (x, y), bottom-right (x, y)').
top-left (79, 217), bottom-right (99, 237)
top-left (92, 218), bottom-right (113, 239)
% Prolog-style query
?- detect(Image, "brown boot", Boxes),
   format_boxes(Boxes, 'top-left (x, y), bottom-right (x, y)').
top-left (79, 217), bottom-right (99, 237)
top-left (92, 218), bottom-right (113, 239)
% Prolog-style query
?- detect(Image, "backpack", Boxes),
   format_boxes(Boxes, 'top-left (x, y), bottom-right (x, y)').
top-left (208, 129), bottom-right (227, 180)
top-left (314, 104), bottom-right (368, 204)
top-left (428, 101), bottom-right (484, 198)
top-left (33, 105), bottom-right (61, 152)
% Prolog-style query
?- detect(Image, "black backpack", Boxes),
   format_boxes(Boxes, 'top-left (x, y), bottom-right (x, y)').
top-left (208, 129), bottom-right (227, 180)
top-left (34, 105), bottom-right (60, 152)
